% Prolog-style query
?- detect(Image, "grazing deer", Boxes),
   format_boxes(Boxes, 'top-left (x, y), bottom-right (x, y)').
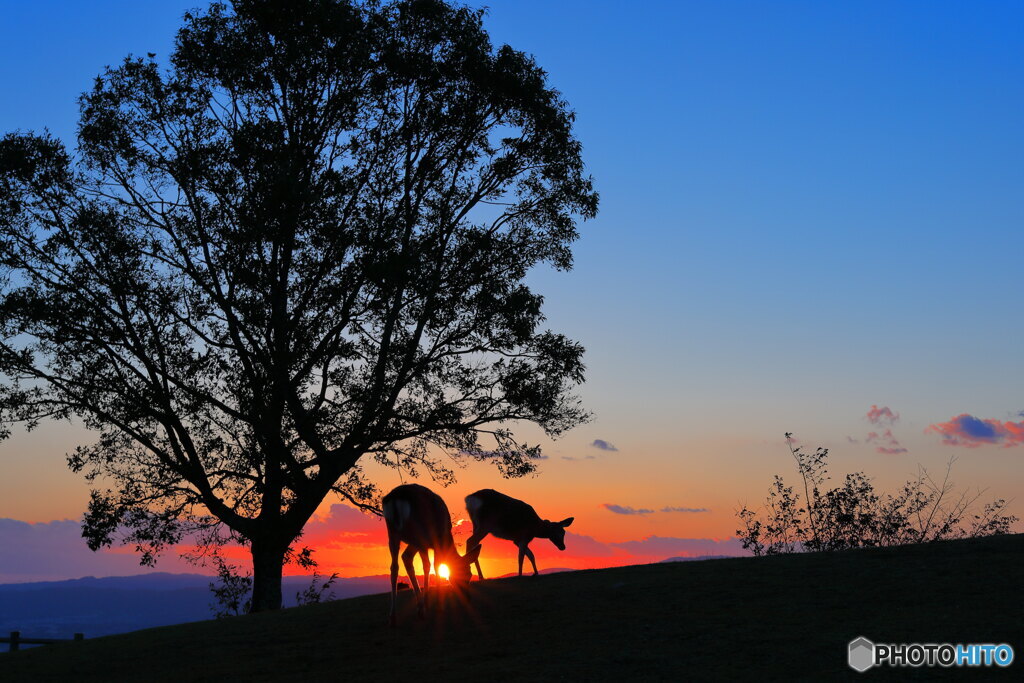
top-left (464, 489), bottom-right (574, 578)
top-left (383, 483), bottom-right (482, 625)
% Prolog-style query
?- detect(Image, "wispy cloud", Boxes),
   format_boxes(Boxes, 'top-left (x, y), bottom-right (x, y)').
top-left (866, 405), bottom-right (899, 425)
top-left (590, 439), bottom-right (618, 452)
top-left (301, 503), bottom-right (388, 547)
top-left (603, 503), bottom-right (709, 515)
top-left (866, 429), bottom-right (907, 455)
top-left (926, 414), bottom-right (1024, 448)
top-left (602, 503), bottom-right (654, 515)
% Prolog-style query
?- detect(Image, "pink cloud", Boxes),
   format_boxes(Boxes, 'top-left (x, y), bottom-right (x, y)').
top-left (300, 504), bottom-right (388, 548)
top-left (926, 414), bottom-right (1024, 448)
top-left (520, 531), bottom-right (616, 560)
top-left (866, 429), bottom-right (907, 454)
top-left (866, 405), bottom-right (899, 425)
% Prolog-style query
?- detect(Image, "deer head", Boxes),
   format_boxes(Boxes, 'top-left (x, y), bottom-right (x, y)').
top-left (544, 517), bottom-right (574, 550)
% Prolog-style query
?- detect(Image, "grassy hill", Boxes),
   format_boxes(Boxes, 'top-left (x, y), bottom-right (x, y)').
top-left (2, 534), bottom-right (1021, 681)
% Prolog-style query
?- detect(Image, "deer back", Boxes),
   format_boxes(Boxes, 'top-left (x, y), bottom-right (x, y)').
top-left (383, 483), bottom-right (457, 554)
top-left (466, 489), bottom-right (544, 542)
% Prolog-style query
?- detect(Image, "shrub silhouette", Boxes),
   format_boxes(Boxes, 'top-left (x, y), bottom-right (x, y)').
top-left (209, 556), bottom-right (252, 618)
top-left (206, 543), bottom-right (337, 615)
top-left (736, 433), bottom-right (1018, 555)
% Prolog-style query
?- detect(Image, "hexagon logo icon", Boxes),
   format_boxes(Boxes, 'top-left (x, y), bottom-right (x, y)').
top-left (848, 637), bottom-right (875, 672)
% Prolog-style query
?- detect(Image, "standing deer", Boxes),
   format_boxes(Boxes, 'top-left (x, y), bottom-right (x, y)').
top-left (383, 483), bottom-right (482, 625)
top-left (465, 489), bottom-right (574, 578)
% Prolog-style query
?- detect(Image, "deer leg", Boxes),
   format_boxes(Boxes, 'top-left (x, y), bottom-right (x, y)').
top-left (420, 549), bottom-right (432, 599)
top-left (467, 532), bottom-right (486, 580)
top-left (388, 536), bottom-right (401, 626)
top-left (524, 544), bottom-right (539, 576)
top-left (517, 543), bottom-right (526, 576)
top-left (402, 546), bottom-right (423, 618)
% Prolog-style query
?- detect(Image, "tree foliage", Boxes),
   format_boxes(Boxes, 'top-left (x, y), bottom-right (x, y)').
top-left (736, 434), bottom-right (1018, 556)
top-left (0, 0), bottom-right (597, 610)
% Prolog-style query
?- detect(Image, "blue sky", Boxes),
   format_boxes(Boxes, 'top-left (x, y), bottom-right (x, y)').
top-left (486, 1), bottom-right (1024, 459)
top-left (1, 1), bottom-right (1022, 577)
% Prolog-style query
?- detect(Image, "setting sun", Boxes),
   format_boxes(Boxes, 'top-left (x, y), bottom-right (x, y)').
top-left (437, 564), bottom-right (450, 581)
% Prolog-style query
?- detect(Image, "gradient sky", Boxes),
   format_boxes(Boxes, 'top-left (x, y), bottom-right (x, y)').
top-left (1, 1), bottom-right (1022, 582)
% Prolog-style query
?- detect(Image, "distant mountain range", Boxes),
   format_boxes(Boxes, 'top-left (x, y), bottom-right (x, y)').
top-left (0, 572), bottom-right (392, 641)
top-left (660, 555), bottom-right (736, 563)
top-left (0, 555), bottom-right (733, 642)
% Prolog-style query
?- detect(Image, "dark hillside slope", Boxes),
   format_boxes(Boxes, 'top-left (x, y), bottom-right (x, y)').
top-left (2, 534), bottom-right (1021, 681)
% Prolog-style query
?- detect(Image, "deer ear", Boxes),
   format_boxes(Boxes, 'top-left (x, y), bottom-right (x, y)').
top-left (464, 544), bottom-right (482, 564)
top-left (559, 517), bottom-right (574, 528)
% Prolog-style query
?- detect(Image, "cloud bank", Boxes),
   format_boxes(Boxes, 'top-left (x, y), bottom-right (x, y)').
top-left (610, 535), bottom-right (745, 557)
top-left (590, 439), bottom-right (618, 452)
top-left (0, 519), bottom-right (198, 583)
top-left (2, 503), bottom-right (747, 583)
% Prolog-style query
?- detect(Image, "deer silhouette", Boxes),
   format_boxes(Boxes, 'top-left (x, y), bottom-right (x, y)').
top-left (465, 489), bottom-right (574, 578)
top-left (383, 484), bottom-right (481, 625)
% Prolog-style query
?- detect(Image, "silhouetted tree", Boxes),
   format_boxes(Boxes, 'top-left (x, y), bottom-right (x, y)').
top-left (0, 0), bottom-right (596, 611)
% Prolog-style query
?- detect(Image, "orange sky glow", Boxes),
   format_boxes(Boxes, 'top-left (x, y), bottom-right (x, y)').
top-left (2, 412), bottom-right (1022, 584)
top-left (2, 2), bottom-right (1024, 586)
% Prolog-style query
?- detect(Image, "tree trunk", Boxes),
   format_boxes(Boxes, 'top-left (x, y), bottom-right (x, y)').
top-left (249, 538), bottom-right (287, 612)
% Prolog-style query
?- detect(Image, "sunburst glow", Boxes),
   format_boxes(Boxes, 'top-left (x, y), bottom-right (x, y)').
top-left (437, 563), bottom-right (450, 581)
